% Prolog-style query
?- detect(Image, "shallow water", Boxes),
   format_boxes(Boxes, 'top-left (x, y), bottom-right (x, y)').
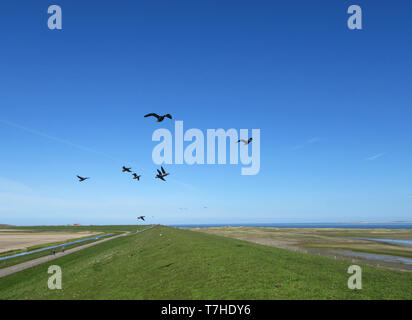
top-left (333, 250), bottom-right (412, 265)
top-left (361, 238), bottom-right (412, 246)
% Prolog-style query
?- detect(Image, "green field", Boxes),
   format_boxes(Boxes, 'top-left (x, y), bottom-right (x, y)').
top-left (1, 225), bottom-right (412, 299)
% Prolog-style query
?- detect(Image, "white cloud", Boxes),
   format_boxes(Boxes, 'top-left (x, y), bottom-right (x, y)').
top-left (366, 153), bottom-right (384, 161)
top-left (307, 137), bottom-right (320, 144)
top-left (291, 137), bottom-right (321, 150)
top-left (0, 177), bottom-right (32, 193)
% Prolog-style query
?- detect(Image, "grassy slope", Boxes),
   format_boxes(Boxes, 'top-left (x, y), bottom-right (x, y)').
top-left (1, 226), bottom-right (412, 299)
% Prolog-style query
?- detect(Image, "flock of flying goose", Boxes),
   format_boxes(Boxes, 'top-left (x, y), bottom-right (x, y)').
top-left (75, 112), bottom-right (253, 222)
top-left (76, 113), bottom-right (174, 184)
top-left (76, 112), bottom-right (253, 183)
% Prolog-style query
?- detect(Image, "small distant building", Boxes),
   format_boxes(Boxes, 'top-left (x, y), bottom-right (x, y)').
top-left (73, 223), bottom-right (81, 226)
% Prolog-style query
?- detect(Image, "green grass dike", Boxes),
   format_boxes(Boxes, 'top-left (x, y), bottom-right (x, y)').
top-left (1, 226), bottom-right (412, 299)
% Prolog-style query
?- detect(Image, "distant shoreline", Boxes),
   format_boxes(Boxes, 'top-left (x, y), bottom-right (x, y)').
top-left (343, 221), bottom-right (412, 224)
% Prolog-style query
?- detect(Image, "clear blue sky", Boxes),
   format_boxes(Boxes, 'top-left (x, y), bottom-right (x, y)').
top-left (1, 0), bottom-right (411, 225)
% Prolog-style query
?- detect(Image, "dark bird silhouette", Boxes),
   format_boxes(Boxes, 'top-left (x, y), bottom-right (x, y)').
top-left (137, 216), bottom-right (145, 221)
top-left (122, 166), bottom-right (132, 173)
top-left (155, 166), bottom-right (169, 181)
top-left (156, 171), bottom-right (166, 181)
top-left (237, 137), bottom-right (253, 145)
top-left (132, 173), bottom-right (141, 181)
top-left (76, 175), bottom-right (89, 182)
top-left (144, 113), bottom-right (172, 122)
top-left (161, 166), bottom-right (169, 177)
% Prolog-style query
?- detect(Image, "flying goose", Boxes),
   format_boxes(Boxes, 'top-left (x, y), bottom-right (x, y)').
top-left (155, 166), bottom-right (169, 181)
top-left (160, 166), bottom-right (169, 177)
top-left (132, 173), bottom-right (141, 181)
top-left (155, 171), bottom-right (166, 181)
top-left (122, 166), bottom-right (132, 173)
top-left (237, 137), bottom-right (253, 145)
top-left (137, 216), bottom-right (145, 221)
top-left (144, 113), bottom-right (172, 122)
top-left (76, 175), bottom-right (89, 182)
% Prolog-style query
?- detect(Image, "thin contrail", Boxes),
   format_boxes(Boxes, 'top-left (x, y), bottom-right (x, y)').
top-left (0, 119), bottom-right (128, 165)
top-left (168, 177), bottom-right (198, 191)
top-left (1, 119), bottom-right (195, 188)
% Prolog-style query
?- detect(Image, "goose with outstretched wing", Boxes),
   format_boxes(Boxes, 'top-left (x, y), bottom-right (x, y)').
top-left (155, 166), bottom-right (169, 181)
top-left (144, 113), bottom-right (172, 122)
top-left (237, 137), bottom-right (253, 145)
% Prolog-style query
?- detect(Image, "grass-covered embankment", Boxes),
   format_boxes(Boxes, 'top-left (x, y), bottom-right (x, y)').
top-left (1, 226), bottom-right (412, 299)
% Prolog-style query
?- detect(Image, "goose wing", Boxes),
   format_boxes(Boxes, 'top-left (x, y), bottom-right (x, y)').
top-left (144, 113), bottom-right (160, 119)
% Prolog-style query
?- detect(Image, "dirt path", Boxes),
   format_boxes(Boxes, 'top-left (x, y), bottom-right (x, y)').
top-left (0, 232), bottom-right (130, 278)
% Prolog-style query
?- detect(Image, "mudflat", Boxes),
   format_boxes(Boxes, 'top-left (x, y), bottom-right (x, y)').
top-left (191, 227), bottom-right (412, 271)
top-left (0, 231), bottom-right (99, 253)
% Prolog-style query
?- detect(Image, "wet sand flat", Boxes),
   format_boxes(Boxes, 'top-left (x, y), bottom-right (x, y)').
top-left (191, 227), bottom-right (412, 271)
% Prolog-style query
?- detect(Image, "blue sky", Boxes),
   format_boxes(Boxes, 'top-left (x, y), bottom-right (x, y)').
top-left (1, 0), bottom-right (411, 225)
